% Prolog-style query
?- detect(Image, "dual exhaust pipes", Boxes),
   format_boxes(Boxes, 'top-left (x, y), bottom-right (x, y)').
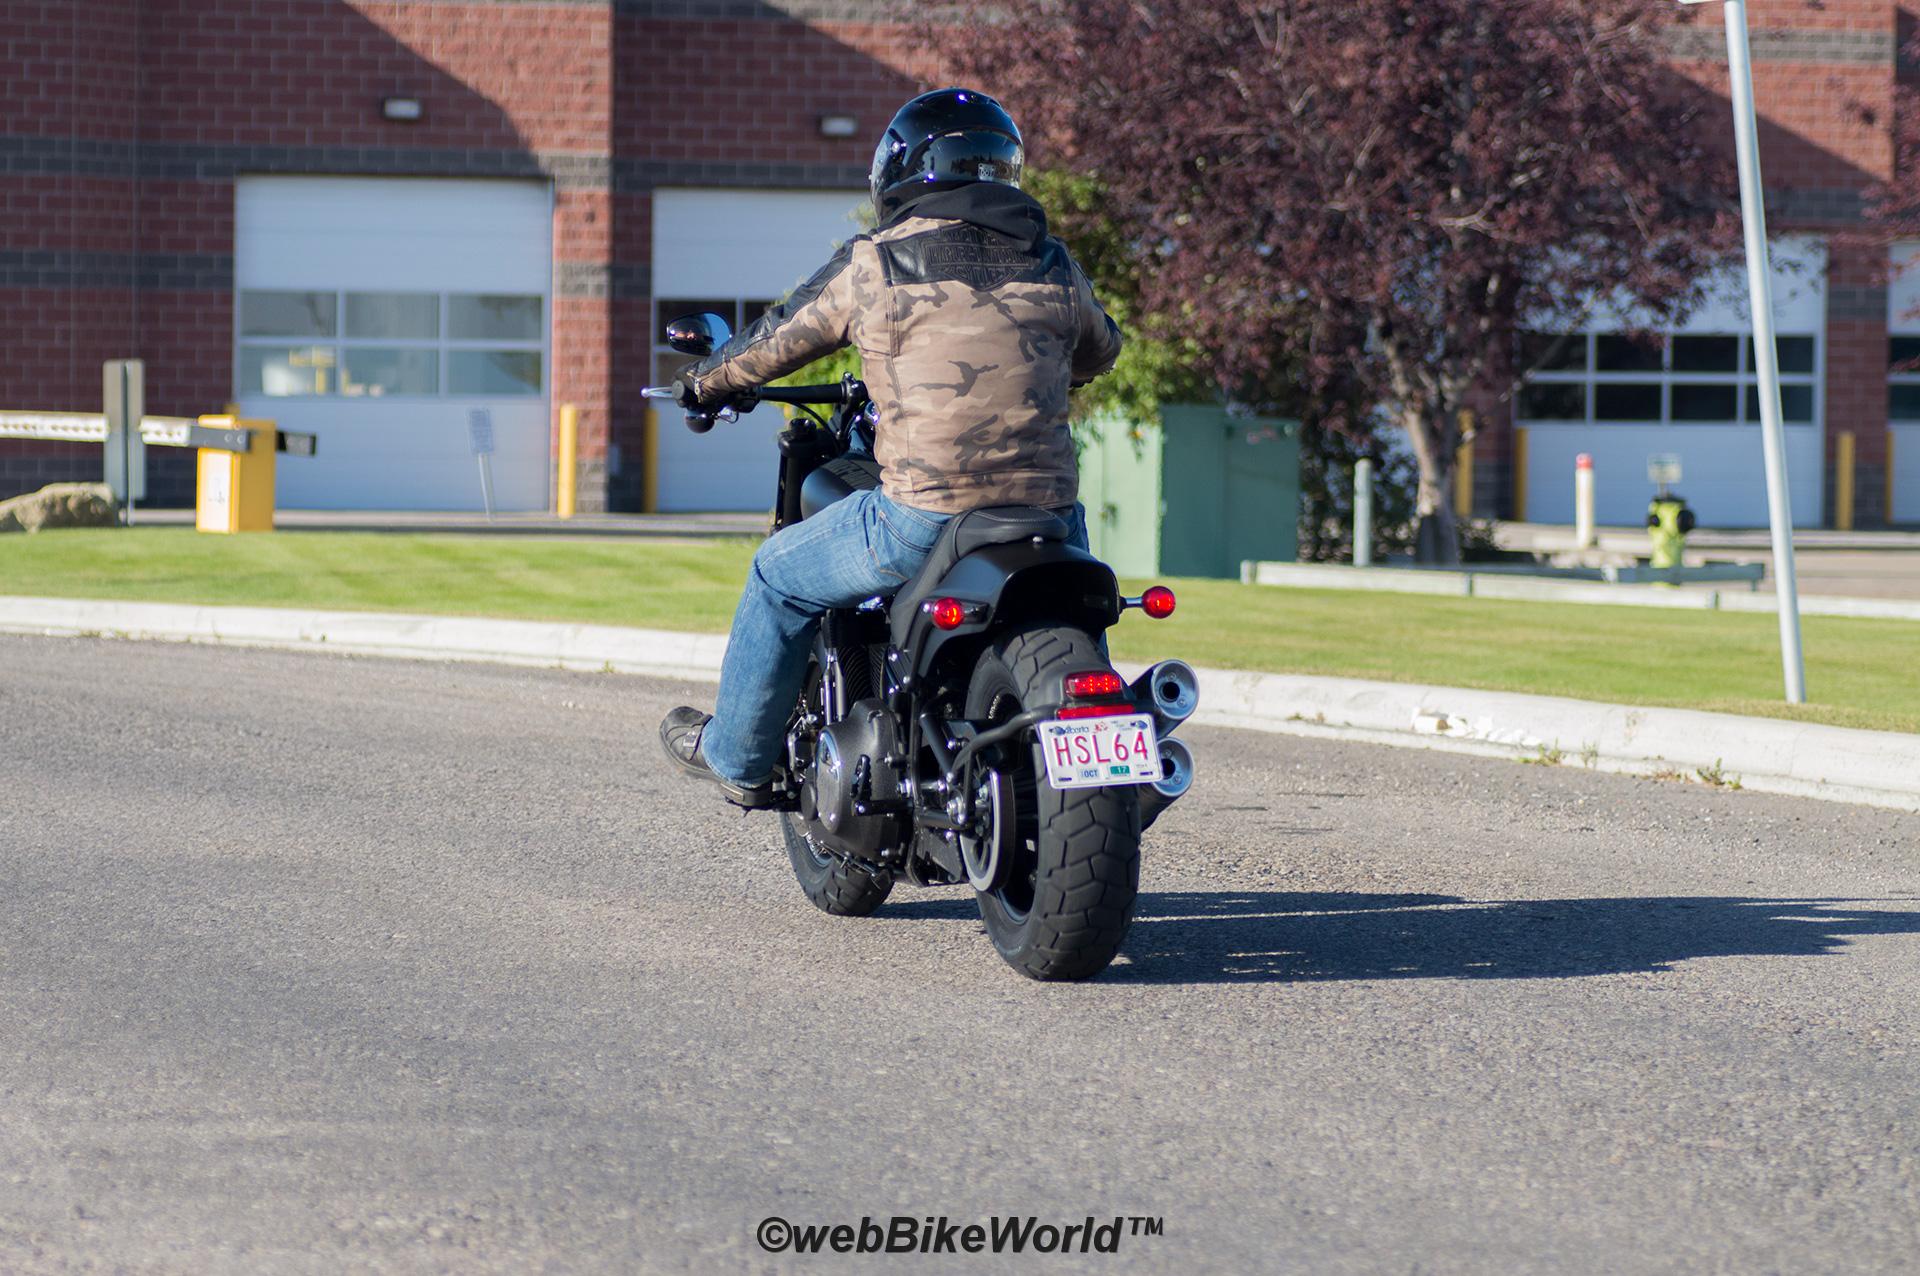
top-left (1130, 659), bottom-right (1199, 832)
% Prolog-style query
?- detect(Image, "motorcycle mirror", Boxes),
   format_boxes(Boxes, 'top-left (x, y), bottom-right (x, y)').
top-left (665, 311), bottom-right (733, 357)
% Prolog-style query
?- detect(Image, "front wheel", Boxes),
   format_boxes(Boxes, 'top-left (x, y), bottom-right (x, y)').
top-left (781, 815), bottom-right (894, 917)
top-left (965, 624), bottom-right (1141, 981)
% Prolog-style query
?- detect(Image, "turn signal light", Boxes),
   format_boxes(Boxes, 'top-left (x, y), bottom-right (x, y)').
top-left (1141, 585), bottom-right (1176, 619)
top-left (1063, 670), bottom-right (1128, 699)
top-left (929, 597), bottom-right (968, 630)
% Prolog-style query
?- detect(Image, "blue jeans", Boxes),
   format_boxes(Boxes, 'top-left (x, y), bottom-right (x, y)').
top-left (701, 491), bottom-right (1092, 787)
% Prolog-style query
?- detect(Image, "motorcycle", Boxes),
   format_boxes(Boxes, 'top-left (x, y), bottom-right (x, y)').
top-left (645, 311), bottom-right (1199, 981)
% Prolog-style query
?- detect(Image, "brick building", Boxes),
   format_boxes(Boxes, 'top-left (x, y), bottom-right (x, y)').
top-left (1, 0), bottom-right (1915, 525)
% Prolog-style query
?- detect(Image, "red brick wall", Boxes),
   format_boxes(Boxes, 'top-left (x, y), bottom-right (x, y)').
top-left (6, 1), bottom-right (1901, 521)
top-left (1, 0), bottom-right (619, 507)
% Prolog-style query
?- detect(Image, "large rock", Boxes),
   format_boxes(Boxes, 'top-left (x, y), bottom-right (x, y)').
top-left (0, 482), bottom-right (120, 533)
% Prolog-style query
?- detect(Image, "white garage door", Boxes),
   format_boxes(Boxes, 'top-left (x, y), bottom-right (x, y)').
top-left (1892, 425), bottom-right (1920, 524)
top-left (650, 189), bottom-right (866, 512)
top-left (235, 177), bottom-right (552, 510)
top-left (1518, 239), bottom-right (1827, 528)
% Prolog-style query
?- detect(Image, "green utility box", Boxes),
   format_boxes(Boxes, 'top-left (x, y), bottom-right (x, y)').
top-left (1076, 403), bottom-right (1300, 578)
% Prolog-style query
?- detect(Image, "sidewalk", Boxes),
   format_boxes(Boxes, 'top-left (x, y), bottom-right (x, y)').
top-left (1494, 521), bottom-right (1920, 601)
top-left (4, 594), bottom-right (1916, 812)
top-left (132, 508), bottom-right (768, 540)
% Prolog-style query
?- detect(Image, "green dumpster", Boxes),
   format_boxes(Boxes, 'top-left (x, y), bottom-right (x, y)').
top-left (1076, 403), bottom-right (1300, 578)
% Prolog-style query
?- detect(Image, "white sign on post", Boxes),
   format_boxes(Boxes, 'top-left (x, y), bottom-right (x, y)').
top-left (468, 409), bottom-right (497, 521)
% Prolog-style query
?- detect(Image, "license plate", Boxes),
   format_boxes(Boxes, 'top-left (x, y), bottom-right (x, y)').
top-left (1038, 713), bottom-right (1163, 790)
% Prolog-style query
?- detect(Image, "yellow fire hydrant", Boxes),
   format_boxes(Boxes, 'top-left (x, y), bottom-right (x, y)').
top-left (1646, 496), bottom-right (1696, 573)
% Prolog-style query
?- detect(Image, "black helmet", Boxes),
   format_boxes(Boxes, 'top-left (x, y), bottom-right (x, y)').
top-left (869, 87), bottom-right (1024, 219)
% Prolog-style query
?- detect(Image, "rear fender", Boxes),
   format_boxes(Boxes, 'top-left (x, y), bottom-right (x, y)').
top-left (903, 543), bottom-right (1120, 679)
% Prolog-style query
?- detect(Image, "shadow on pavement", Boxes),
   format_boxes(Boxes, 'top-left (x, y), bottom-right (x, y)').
top-left (879, 892), bottom-right (1920, 984)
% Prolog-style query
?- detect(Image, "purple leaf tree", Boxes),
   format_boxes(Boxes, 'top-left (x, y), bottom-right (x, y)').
top-left (942, 0), bottom-right (1736, 560)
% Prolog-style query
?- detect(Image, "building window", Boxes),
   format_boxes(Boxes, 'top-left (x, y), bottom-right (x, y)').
top-left (236, 289), bottom-right (543, 398)
top-left (650, 297), bottom-right (774, 389)
top-left (1889, 336), bottom-right (1920, 421)
top-left (1517, 331), bottom-right (1819, 426)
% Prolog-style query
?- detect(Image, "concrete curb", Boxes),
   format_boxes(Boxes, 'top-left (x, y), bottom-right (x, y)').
top-left (0, 595), bottom-right (728, 682)
top-left (4, 594), bottom-right (1916, 812)
top-left (1242, 560), bottom-right (1920, 620)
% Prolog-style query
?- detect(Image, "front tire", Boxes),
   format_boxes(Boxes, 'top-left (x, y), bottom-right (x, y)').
top-left (782, 814), bottom-right (894, 917)
top-left (965, 624), bottom-right (1140, 981)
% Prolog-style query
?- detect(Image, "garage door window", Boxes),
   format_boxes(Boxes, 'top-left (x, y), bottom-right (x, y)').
top-left (238, 289), bottom-right (543, 398)
top-left (1517, 331), bottom-right (1818, 426)
top-left (651, 297), bottom-right (773, 386)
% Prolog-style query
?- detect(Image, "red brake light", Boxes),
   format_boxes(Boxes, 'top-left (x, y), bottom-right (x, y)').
top-left (1063, 670), bottom-right (1128, 699)
top-left (1141, 585), bottom-right (1176, 619)
top-left (929, 597), bottom-right (967, 630)
top-left (1057, 703), bottom-right (1132, 720)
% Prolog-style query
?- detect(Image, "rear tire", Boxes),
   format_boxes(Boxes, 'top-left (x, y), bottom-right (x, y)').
top-left (965, 624), bottom-right (1140, 981)
top-left (781, 816), bottom-right (894, 917)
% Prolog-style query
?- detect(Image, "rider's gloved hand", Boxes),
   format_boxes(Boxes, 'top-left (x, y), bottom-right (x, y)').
top-left (674, 371), bottom-right (720, 412)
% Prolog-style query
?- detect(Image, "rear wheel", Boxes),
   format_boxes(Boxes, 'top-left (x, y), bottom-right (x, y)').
top-left (965, 624), bottom-right (1140, 981)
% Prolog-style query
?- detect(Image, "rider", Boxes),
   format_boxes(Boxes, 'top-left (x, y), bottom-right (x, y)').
top-left (658, 87), bottom-right (1124, 808)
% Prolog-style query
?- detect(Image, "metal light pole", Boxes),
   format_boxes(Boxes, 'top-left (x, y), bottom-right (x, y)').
top-left (1683, 0), bottom-right (1806, 702)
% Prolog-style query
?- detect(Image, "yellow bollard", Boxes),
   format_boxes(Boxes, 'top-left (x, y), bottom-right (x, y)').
top-left (642, 405), bottom-right (660, 513)
top-left (557, 403), bottom-right (578, 519)
top-left (1888, 430), bottom-right (1897, 524)
top-left (1835, 430), bottom-right (1855, 531)
top-left (1512, 426), bottom-right (1529, 521)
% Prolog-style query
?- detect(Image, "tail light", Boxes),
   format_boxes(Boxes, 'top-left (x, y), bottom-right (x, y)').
top-left (1058, 669), bottom-right (1132, 718)
top-left (1141, 585), bottom-right (1176, 619)
top-left (1063, 670), bottom-right (1127, 699)
top-left (929, 597), bottom-right (967, 630)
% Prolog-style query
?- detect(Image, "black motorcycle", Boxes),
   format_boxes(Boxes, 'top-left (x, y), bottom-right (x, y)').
top-left (646, 312), bottom-right (1198, 981)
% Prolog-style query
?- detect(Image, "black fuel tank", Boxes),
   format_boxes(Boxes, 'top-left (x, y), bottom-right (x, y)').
top-left (800, 454), bottom-right (882, 519)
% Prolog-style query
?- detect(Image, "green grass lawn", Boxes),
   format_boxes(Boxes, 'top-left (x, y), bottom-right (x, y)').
top-left (5, 527), bottom-right (1916, 734)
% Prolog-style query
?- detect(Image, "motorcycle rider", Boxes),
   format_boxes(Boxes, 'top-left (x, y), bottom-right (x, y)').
top-left (659, 87), bottom-right (1124, 808)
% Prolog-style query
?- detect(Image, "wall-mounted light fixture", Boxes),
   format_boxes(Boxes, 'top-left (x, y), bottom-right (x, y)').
top-left (817, 113), bottom-right (858, 139)
top-left (381, 97), bottom-right (424, 123)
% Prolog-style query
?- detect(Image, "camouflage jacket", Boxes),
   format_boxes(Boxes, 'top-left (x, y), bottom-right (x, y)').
top-left (686, 187), bottom-right (1123, 515)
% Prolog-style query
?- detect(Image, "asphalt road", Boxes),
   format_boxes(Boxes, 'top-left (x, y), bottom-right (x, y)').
top-left (3, 635), bottom-right (1918, 1274)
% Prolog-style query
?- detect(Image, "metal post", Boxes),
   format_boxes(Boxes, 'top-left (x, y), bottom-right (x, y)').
top-left (477, 454), bottom-right (496, 522)
top-left (1718, 0), bottom-right (1807, 702)
top-left (102, 359), bottom-right (144, 526)
top-left (1574, 453), bottom-right (1596, 549)
top-left (1353, 458), bottom-right (1375, 567)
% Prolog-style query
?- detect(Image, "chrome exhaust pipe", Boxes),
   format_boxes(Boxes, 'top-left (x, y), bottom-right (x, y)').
top-left (1137, 736), bottom-right (1195, 832)
top-left (1130, 659), bottom-right (1199, 734)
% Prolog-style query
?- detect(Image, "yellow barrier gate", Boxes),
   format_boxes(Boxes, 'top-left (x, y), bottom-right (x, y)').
top-left (194, 416), bottom-right (279, 534)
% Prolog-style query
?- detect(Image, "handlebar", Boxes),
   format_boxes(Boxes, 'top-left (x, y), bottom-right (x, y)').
top-left (641, 379), bottom-right (866, 433)
top-left (755, 383), bottom-right (860, 406)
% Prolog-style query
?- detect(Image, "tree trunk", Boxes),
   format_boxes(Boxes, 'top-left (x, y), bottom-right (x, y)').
top-left (1402, 403), bottom-right (1460, 566)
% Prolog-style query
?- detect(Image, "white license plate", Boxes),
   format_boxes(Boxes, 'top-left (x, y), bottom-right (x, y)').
top-left (1038, 713), bottom-right (1163, 790)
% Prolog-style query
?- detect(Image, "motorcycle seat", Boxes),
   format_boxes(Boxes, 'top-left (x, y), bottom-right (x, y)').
top-left (889, 505), bottom-right (1070, 645)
